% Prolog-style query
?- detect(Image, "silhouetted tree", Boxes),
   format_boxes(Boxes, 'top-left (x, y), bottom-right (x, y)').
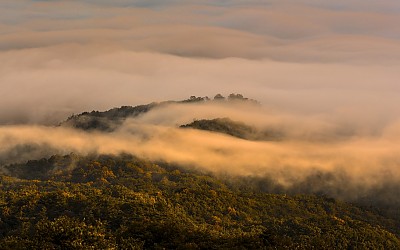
top-left (214, 94), bottom-right (225, 100)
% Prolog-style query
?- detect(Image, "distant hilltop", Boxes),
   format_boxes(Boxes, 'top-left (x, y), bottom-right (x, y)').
top-left (61, 93), bottom-right (259, 131)
top-left (181, 93), bottom-right (260, 104)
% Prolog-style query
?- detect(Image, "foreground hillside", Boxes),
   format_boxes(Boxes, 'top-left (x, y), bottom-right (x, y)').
top-left (1, 154), bottom-right (399, 249)
top-left (2, 95), bottom-right (400, 249)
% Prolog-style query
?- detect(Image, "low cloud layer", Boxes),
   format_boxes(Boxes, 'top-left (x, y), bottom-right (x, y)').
top-left (1, 0), bottom-right (400, 124)
top-left (1, 102), bottom-right (400, 204)
top-left (1, 1), bottom-right (400, 205)
top-left (1, 48), bottom-right (400, 125)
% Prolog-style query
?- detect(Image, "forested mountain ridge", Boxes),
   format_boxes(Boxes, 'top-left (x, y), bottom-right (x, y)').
top-left (1, 154), bottom-right (399, 249)
top-left (2, 95), bottom-right (400, 249)
top-left (61, 94), bottom-right (259, 132)
top-left (180, 118), bottom-right (282, 141)
top-left (61, 102), bottom-right (160, 131)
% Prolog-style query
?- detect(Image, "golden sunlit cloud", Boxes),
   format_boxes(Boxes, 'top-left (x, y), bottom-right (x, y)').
top-left (1, 0), bottom-right (400, 203)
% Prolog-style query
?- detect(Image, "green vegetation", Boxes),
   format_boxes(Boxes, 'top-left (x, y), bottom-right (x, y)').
top-left (181, 118), bottom-right (282, 141)
top-left (62, 103), bottom-right (160, 131)
top-left (3, 95), bottom-right (400, 248)
top-left (61, 94), bottom-right (259, 132)
top-left (1, 154), bottom-right (399, 249)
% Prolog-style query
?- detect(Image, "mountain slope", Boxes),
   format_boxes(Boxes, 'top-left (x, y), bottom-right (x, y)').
top-left (61, 94), bottom-right (259, 132)
top-left (181, 117), bottom-right (282, 141)
top-left (1, 154), bottom-right (399, 249)
top-left (62, 102), bottom-right (160, 131)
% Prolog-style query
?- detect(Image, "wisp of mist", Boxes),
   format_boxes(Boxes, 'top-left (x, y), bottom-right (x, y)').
top-left (1, 101), bottom-right (400, 205)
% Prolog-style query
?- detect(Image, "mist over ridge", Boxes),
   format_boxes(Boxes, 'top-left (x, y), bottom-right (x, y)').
top-left (2, 1), bottom-right (400, 248)
top-left (1, 0), bottom-right (400, 126)
top-left (0, 95), bottom-right (399, 207)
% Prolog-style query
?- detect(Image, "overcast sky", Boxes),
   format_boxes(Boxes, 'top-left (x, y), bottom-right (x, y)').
top-left (1, 0), bottom-right (400, 124)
